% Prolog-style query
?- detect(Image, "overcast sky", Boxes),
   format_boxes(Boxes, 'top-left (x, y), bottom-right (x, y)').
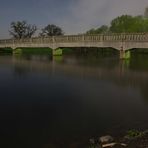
top-left (0, 0), bottom-right (148, 38)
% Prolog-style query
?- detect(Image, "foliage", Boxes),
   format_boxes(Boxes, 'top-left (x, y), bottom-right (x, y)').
top-left (110, 15), bottom-right (134, 33)
top-left (86, 25), bottom-right (109, 34)
top-left (40, 24), bottom-right (64, 37)
top-left (13, 48), bottom-right (23, 54)
top-left (110, 15), bottom-right (148, 33)
top-left (13, 48), bottom-right (52, 55)
top-left (86, 28), bottom-right (96, 35)
top-left (86, 7), bottom-right (148, 34)
top-left (0, 48), bottom-right (13, 54)
top-left (9, 21), bottom-right (37, 39)
top-left (62, 48), bottom-right (74, 54)
top-left (126, 129), bottom-right (143, 138)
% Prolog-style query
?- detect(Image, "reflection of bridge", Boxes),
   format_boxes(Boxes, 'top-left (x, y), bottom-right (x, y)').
top-left (0, 55), bottom-right (147, 81)
top-left (0, 33), bottom-right (148, 57)
top-left (0, 56), bottom-right (148, 90)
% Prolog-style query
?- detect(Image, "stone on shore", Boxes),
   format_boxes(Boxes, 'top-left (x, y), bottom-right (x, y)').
top-left (99, 135), bottom-right (114, 144)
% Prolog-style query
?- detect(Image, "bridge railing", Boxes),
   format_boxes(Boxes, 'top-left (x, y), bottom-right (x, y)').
top-left (0, 33), bottom-right (148, 45)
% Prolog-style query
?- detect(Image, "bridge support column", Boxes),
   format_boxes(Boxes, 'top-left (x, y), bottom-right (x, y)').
top-left (120, 47), bottom-right (125, 59)
top-left (119, 47), bottom-right (131, 59)
top-left (52, 48), bottom-right (63, 56)
top-left (11, 46), bottom-right (16, 50)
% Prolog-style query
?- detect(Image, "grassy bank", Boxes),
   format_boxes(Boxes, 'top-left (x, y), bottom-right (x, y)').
top-left (13, 47), bottom-right (52, 55)
top-left (0, 48), bottom-right (13, 54)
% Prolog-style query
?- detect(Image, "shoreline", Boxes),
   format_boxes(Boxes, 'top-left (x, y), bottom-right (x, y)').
top-left (89, 129), bottom-right (148, 148)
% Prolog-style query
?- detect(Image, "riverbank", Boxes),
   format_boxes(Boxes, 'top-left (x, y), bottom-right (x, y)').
top-left (89, 129), bottom-right (148, 148)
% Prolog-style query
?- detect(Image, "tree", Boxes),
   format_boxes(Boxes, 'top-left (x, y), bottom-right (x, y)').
top-left (86, 25), bottom-right (109, 34)
top-left (9, 21), bottom-right (37, 39)
top-left (110, 15), bottom-right (135, 33)
top-left (96, 25), bottom-right (109, 34)
top-left (132, 16), bottom-right (147, 32)
top-left (86, 28), bottom-right (96, 34)
top-left (40, 24), bottom-right (64, 37)
top-left (109, 15), bottom-right (148, 33)
top-left (25, 24), bottom-right (37, 38)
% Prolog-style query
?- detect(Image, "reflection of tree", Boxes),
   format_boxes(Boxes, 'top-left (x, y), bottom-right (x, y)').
top-left (12, 53), bottom-right (148, 103)
top-left (112, 53), bottom-right (148, 103)
top-left (130, 52), bottom-right (148, 71)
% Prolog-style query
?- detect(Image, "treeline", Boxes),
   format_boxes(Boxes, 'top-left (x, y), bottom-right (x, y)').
top-left (86, 7), bottom-right (148, 34)
top-left (9, 22), bottom-right (64, 39)
top-left (9, 7), bottom-right (148, 39)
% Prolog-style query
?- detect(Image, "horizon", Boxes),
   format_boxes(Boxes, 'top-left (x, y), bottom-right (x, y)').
top-left (0, 0), bottom-right (148, 39)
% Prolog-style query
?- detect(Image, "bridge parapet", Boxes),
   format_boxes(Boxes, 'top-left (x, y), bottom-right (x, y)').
top-left (0, 33), bottom-right (148, 45)
top-left (0, 33), bottom-right (148, 53)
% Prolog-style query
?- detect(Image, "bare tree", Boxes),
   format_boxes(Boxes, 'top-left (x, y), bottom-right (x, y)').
top-left (9, 21), bottom-right (37, 39)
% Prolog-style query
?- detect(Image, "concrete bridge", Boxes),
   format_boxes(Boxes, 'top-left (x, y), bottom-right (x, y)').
top-left (0, 33), bottom-right (148, 58)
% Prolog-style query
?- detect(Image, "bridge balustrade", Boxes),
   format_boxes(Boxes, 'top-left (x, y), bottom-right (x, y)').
top-left (0, 33), bottom-right (148, 47)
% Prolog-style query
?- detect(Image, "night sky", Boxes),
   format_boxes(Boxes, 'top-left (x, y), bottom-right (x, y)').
top-left (0, 0), bottom-right (148, 38)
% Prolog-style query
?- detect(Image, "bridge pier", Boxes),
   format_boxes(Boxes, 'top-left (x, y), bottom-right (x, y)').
top-left (119, 47), bottom-right (131, 59)
top-left (120, 47), bottom-right (125, 59)
top-left (9, 44), bottom-right (17, 50)
top-left (52, 48), bottom-right (63, 56)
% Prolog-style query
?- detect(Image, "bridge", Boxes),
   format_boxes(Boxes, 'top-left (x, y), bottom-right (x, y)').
top-left (0, 33), bottom-right (148, 58)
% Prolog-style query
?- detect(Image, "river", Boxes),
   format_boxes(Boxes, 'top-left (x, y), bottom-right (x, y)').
top-left (0, 52), bottom-right (148, 148)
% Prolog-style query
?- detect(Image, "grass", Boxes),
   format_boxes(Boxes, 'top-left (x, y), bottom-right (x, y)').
top-left (125, 129), bottom-right (144, 139)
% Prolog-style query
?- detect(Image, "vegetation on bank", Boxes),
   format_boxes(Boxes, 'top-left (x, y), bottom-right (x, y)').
top-left (13, 48), bottom-right (74, 55)
top-left (0, 48), bottom-right (13, 54)
top-left (13, 48), bottom-right (52, 55)
top-left (89, 129), bottom-right (148, 148)
top-left (1, 47), bottom-right (148, 56)
top-left (86, 7), bottom-right (148, 34)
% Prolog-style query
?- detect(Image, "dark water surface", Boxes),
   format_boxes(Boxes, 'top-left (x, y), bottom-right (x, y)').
top-left (0, 54), bottom-right (148, 147)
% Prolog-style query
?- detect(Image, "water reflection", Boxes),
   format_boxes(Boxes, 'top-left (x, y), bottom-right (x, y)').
top-left (0, 54), bottom-right (148, 147)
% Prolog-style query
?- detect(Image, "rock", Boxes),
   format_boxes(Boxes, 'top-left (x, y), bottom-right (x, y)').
top-left (99, 135), bottom-right (114, 144)
top-left (102, 142), bottom-right (116, 147)
top-left (120, 143), bottom-right (127, 147)
top-left (102, 143), bottom-right (127, 148)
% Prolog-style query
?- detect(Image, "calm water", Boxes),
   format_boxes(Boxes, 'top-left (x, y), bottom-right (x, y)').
top-left (1, 53), bottom-right (148, 148)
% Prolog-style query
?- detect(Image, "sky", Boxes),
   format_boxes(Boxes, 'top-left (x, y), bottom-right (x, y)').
top-left (0, 0), bottom-right (148, 38)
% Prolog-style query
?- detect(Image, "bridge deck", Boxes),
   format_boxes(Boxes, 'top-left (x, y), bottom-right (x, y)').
top-left (0, 33), bottom-right (148, 51)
